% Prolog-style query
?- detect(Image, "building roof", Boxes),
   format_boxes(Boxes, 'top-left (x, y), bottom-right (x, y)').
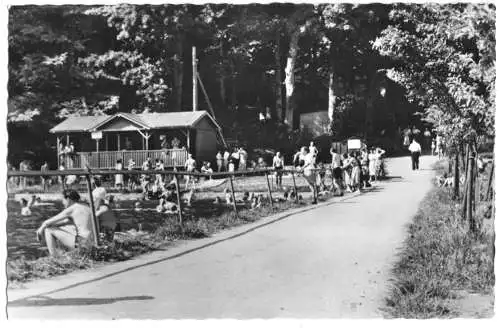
top-left (50, 111), bottom-right (221, 133)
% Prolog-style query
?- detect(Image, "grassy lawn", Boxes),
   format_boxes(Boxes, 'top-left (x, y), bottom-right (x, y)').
top-left (383, 160), bottom-right (495, 318)
top-left (7, 172), bottom-right (329, 287)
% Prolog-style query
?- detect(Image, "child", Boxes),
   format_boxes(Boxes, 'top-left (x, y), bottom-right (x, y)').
top-left (228, 159), bottom-right (235, 173)
top-left (155, 159), bottom-right (164, 185)
top-left (216, 151), bottom-right (223, 172)
top-left (316, 162), bottom-right (327, 192)
top-left (20, 198), bottom-right (32, 216)
top-left (115, 159), bottom-right (124, 189)
top-left (184, 153), bottom-right (196, 186)
top-left (201, 161), bottom-right (214, 177)
top-left (127, 158), bottom-right (136, 191)
top-left (96, 196), bottom-right (118, 242)
top-left (156, 198), bottom-right (167, 213)
top-left (134, 201), bottom-right (143, 212)
top-left (224, 188), bottom-right (233, 205)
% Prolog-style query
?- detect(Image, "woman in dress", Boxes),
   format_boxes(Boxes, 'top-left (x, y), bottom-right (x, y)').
top-left (342, 153), bottom-right (352, 192)
top-left (349, 152), bottom-right (362, 193)
top-left (368, 148), bottom-right (377, 182)
top-left (360, 149), bottom-right (371, 188)
top-left (375, 147), bottom-right (386, 179)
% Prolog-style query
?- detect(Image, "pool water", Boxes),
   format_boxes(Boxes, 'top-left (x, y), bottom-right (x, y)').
top-left (6, 199), bottom-right (177, 261)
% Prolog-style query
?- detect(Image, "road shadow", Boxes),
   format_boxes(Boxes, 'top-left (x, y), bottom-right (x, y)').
top-left (8, 295), bottom-right (154, 307)
top-left (378, 175), bottom-right (404, 181)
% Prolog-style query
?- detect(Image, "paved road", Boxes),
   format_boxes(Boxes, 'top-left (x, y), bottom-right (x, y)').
top-left (8, 155), bottom-right (436, 319)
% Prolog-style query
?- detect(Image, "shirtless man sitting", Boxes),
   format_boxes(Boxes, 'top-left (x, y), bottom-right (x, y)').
top-left (36, 190), bottom-right (96, 256)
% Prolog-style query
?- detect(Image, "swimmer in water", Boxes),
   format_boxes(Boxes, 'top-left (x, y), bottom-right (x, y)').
top-left (134, 201), bottom-right (143, 212)
top-left (20, 198), bottom-right (32, 216)
top-left (30, 195), bottom-right (53, 207)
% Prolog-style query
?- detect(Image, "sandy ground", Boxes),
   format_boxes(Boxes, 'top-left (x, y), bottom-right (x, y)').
top-left (8, 155), bottom-right (437, 319)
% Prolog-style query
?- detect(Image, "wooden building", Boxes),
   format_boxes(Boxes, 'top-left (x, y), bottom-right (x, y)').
top-left (50, 111), bottom-right (224, 169)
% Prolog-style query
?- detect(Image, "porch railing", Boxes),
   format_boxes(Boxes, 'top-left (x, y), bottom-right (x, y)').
top-left (61, 149), bottom-right (188, 169)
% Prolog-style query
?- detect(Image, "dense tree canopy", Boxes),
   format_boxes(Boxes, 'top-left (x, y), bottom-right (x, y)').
top-left (7, 4), bottom-right (494, 166)
top-left (373, 3), bottom-right (495, 152)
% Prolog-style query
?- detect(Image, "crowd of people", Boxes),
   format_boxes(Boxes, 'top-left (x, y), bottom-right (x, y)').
top-left (16, 138), bottom-right (392, 258)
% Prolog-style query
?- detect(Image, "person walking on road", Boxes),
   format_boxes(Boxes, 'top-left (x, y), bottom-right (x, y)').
top-left (408, 139), bottom-right (422, 170)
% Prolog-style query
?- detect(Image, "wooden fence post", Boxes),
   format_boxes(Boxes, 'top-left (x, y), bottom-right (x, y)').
top-left (228, 174), bottom-right (238, 217)
top-left (291, 170), bottom-right (299, 203)
top-left (486, 162), bottom-right (494, 201)
top-left (265, 171), bottom-right (274, 207)
top-left (84, 170), bottom-right (99, 247)
top-left (462, 177), bottom-right (469, 219)
top-left (173, 173), bottom-right (183, 227)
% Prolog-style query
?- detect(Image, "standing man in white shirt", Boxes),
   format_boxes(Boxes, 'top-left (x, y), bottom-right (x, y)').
top-left (408, 139), bottom-right (422, 170)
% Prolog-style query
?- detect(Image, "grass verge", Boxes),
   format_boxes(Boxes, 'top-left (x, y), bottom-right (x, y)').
top-left (383, 161), bottom-right (494, 318)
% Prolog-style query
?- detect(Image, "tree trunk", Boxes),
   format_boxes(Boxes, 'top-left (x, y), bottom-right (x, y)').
top-left (230, 60), bottom-right (237, 111)
top-left (327, 70), bottom-right (336, 134)
top-left (275, 30), bottom-right (283, 122)
top-left (365, 62), bottom-right (378, 139)
top-left (454, 152), bottom-right (460, 199)
top-left (466, 147), bottom-right (475, 233)
top-left (173, 36), bottom-right (184, 112)
top-left (460, 143), bottom-right (466, 171)
top-left (284, 28), bottom-right (301, 128)
top-left (219, 40), bottom-right (226, 107)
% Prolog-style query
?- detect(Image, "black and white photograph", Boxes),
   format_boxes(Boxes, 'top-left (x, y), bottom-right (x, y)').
top-left (2, 1), bottom-right (496, 320)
